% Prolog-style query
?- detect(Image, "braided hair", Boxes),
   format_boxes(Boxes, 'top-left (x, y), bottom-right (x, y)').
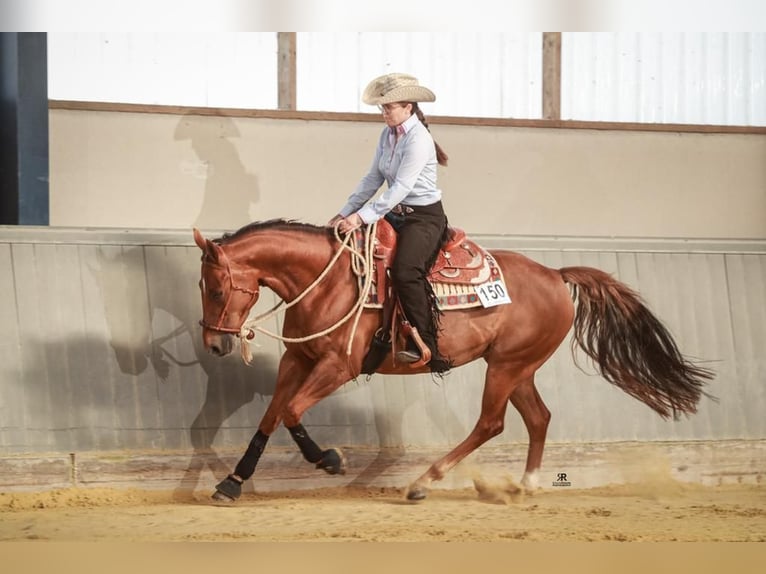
top-left (410, 103), bottom-right (448, 166)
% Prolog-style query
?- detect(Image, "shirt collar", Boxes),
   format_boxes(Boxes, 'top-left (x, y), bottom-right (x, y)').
top-left (391, 113), bottom-right (419, 136)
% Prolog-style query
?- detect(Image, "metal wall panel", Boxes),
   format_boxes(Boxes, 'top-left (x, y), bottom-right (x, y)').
top-left (47, 33), bottom-right (765, 126)
top-left (47, 32), bottom-right (542, 119)
top-left (0, 228), bottom-right (764, 458)
top-left (47, 32), bottom-right (278, 108)
top-left (562, 32), bottom-right (766, 125)
top-left (297, 32), bottom-right (543, 118)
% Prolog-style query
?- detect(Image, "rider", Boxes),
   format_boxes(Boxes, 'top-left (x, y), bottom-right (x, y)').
top-left (328, 73), bottom-right (451, 373)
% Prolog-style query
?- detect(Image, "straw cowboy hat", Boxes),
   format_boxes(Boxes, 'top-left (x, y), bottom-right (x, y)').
top-left (362, 73), bottom-right (436, 105)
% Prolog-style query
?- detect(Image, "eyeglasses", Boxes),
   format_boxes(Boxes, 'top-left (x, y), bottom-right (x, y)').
top-left (377, 103), bottom-right (403, 114)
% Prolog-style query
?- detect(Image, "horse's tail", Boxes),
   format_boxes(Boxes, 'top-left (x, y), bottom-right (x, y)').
top-left (559, 266), bottom-right (715, 420)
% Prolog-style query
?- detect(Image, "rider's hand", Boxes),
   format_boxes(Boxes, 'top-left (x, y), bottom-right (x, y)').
top-left (338, 213), bottom-right (363, 234)
top-left (327, 214), bottom-right (343, 228)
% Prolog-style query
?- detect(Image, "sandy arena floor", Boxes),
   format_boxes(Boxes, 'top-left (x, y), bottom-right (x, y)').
top-left (1, 473), bottom-right (764, 542)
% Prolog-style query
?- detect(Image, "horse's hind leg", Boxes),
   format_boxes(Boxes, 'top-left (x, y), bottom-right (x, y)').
top-left (406, 363), bottom-right (522, 501)
top-left (281, 355), bottom-right (353, 476)
top-left (508, 376), bottom-right (550, 491)
top-left (287, 421), bottom-right (347, 476)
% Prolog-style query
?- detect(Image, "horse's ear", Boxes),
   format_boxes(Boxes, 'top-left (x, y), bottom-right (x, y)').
top-left (193, 227), bottom-right (227, 263)
top-left (193, 228), bottom-right (207, 251)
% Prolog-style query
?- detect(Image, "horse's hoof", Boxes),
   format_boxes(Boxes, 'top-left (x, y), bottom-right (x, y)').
top-left (316, 448), bottom-right (347, 475)
top-left (211, 490), bottom-right (236, 503)
top-left (213, 474), bottom-right (243, 502)
top-left (406, 486), bottom-right (428, 501)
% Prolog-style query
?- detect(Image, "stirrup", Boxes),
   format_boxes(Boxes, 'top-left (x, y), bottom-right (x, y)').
top-left (396, 349), bottom-right (422, 364)
top-left (394, 330), bottom-right (431, 367)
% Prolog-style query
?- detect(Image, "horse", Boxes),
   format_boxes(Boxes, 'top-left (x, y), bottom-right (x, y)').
top-left (192, 219), bottom-right (714, 502)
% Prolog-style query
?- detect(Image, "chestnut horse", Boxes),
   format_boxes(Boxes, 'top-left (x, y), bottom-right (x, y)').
top-left (192, 220), bottom-right (713, 502)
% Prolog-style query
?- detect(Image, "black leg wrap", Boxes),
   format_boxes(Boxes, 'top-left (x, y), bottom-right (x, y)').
top-left (287, 423), bottom-right (323, 463)
top-left (233, 430), bottom-right (269, 480)
top-left (361, 331), bottom-right (391, 374)
top-left (316, 449), bottom-right (346, 475)
top-left (214, 474), bottom-right (243, 501)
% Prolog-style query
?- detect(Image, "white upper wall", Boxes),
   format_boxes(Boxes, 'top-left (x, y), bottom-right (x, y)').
top-left (562, 32), bottom-right (766, 126)
top-left (47, 32), bottom-right (766, 126)
top-left (296, 32), bottom-right (543, 118)
top-left (47, 32), bottom-right (279, 108)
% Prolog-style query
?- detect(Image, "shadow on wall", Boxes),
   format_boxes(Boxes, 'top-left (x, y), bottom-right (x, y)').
top-left (91, 244), bottom-right (279, 493)
top-left (92, 243), bottom-right (473, 494)
top-left (174, 113), bottom-right (261, 231)
top-left (11, 239), bottom-right (471, 494)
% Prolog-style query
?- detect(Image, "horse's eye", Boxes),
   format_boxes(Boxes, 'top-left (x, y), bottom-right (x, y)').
top-left (211, 290), bottom-right (224, 301)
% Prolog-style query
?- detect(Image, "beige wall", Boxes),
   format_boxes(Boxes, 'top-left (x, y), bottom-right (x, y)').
top-left (50, 109), bottom-right (766, 238)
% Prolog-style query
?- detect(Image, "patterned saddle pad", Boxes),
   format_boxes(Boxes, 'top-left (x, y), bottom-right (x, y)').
top-left (358, 219), bottom-right (508, 311)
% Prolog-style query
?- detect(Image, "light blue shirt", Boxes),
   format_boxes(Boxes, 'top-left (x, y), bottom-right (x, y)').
top-left (339, 113), bottom-right (442, 224)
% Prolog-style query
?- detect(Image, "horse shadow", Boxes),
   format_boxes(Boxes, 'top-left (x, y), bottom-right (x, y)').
top-left (91, 244), bottom-right (280, 497)
top-left (344, 368), bottom-right (482, 490)
top-left (87, 244), bottom-right (471, 495)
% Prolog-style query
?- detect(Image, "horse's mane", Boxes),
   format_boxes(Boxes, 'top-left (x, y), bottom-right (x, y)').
top-left (215, 219), bottom-right (332, 244)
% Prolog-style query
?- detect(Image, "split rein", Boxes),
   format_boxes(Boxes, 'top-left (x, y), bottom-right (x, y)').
top-left (234, 222), bottom-right (376, 364)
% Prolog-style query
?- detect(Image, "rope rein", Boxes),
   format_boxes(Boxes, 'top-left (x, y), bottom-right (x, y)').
top-left (238, 222), bottom-right (377, 363)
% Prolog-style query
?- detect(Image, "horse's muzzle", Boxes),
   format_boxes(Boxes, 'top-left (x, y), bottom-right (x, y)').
top-left (203, 329), bottom-right (235, 356)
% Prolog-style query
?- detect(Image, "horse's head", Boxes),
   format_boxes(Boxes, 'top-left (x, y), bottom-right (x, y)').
top-left (91, 247), bottom-right (154, 374)
top-left (193, 228), bottom-right (260, 356)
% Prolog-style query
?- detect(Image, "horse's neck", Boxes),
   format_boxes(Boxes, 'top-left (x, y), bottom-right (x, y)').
top-left (228, 230), bottom-right (338, 301)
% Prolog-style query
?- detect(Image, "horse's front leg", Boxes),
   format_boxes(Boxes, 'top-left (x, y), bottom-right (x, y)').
top-left (212, 353), bottom-right (307, 503)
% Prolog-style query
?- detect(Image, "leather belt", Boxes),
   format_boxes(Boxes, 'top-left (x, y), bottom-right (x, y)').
top-left (390, 204), bottom-right (415, 216)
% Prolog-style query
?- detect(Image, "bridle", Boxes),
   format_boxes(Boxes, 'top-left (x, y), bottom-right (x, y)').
top-left (197, 223), bottom-right (377, 364)
top-left (198, 256), bottom-right (260, 335)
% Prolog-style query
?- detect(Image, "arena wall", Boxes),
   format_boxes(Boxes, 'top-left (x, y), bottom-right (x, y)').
top-left (48, 108), bottom-right (766, 239)
top-left (4, 106), bottom-right (764, 492)
top-left (1, 227), bottom-right (763, 492)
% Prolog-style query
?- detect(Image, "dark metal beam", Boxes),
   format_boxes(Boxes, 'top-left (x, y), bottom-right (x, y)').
top-left (0, 32), bottom-right (49, 225)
